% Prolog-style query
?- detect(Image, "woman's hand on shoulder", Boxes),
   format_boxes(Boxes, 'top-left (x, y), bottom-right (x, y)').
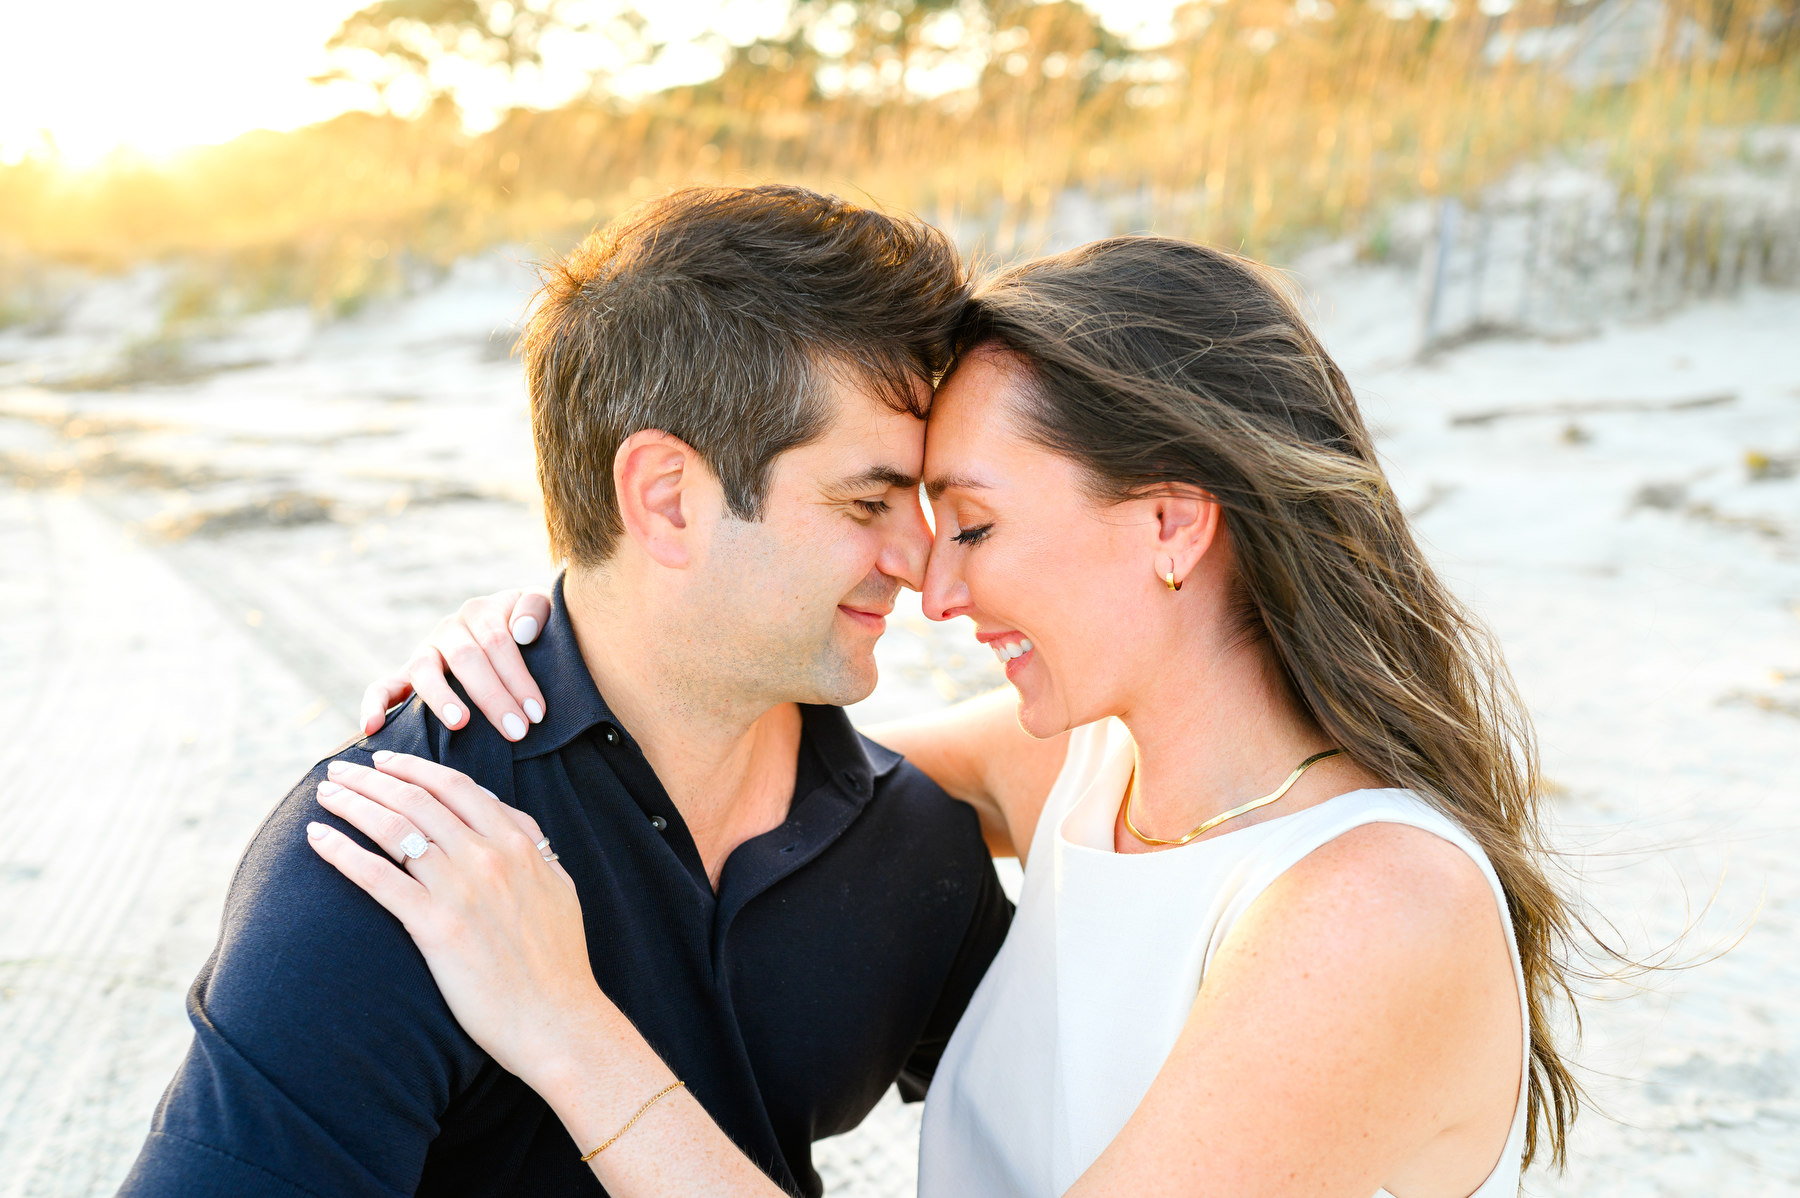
top-left (1071, 823), bottom-right (1521, 1198)
top-left (360, 587), bottom-right (553, 742)
top-left (305, 752), bottom-right (606, 1093)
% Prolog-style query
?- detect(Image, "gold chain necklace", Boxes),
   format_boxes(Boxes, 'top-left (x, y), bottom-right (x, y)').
top-left (1122, 748), bottom-right (1345, 847)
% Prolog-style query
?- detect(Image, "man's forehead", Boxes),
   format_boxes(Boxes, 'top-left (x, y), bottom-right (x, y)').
top-left (777, 402), bottom-right (920, 498)
top-left (815, 369), bottom-right (927, 433)
top-left (813, 353), bottom-right (934, 413)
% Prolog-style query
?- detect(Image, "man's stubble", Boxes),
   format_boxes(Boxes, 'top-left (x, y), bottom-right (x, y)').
top-left (659, 515), bottom-right (896, 720)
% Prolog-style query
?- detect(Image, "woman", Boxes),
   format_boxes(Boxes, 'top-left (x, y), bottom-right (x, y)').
top-left (310, 235), bottom-right (1579, 1196)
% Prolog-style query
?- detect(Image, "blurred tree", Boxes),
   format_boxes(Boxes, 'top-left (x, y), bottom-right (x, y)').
top-left (314, 0), bottom-right (1136, 116)
top-left (689, 0), bottom-right (1133, 109)
top-left (312, 0), bottom-right (653, 112)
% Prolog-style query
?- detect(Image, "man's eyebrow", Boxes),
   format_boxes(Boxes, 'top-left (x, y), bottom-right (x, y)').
top-left (924, 473), bottom-right (990, 501)
top-left (825, 466), bottom-right (919, 496)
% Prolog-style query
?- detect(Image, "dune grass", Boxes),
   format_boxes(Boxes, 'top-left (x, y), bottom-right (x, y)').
top-left (1, 0), bottom-right (1794, 320)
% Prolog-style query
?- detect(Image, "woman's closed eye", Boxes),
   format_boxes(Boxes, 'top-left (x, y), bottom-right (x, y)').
top-left (952, 522), bottom-right (994, 546)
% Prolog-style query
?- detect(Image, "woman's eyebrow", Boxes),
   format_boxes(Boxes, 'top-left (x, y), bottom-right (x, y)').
top-left (925, 473), bottom-right (989, 501)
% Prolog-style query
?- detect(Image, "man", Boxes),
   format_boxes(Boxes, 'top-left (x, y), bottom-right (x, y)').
top-left (122, 185), bottom-right (1011, 1198)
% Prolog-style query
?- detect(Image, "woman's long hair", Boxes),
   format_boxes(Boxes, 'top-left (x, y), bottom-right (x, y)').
top-left (958, 236), bottom-right (1580, 1167)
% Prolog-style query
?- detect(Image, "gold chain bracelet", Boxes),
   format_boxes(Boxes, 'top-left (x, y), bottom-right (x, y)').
top-left (578, 1080), bottom-right (686, 1163)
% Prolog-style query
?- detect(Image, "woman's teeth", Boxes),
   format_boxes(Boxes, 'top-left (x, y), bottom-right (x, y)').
top-left (991, 639), bottom-right (1034, 664)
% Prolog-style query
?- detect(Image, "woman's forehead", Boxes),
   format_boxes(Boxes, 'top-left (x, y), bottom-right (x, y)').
top-left (923, 354), bottom-right (1049, 494)
top-left (928, 350), bottom-right (1026, 432)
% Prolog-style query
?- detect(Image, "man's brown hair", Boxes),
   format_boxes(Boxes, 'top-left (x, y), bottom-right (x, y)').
top-left (524, 184), bottom-right (968, 566)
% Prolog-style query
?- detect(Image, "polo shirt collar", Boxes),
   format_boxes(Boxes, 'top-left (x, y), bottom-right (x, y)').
top-left (514, 575), bottom-right (904, 799)
top-left (509, 574), bottom-right (616, 762)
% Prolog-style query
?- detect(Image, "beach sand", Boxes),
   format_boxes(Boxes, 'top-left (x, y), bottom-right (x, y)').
top-left (0, 254), bottom-right (1794, 1195)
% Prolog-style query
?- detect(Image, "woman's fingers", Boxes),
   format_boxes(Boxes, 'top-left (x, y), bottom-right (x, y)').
top-left (371, 752), bottom-right (529, 845)
top-left (322, 759), bottom-right (478, 856)
top-left (402, 645), bottom-right (473, 731)
top-left (428, 619), bottom-right (530, 743)
top-left (314, 777), bottom-right (438, 870)
top-left (371, 587), bottom-right (551, 742)
top-left (455, 593), bottom-right (547, 733)
top-left (359, 674), bottom-right (415, 736)
top-left (305, 821), bottom-right (431, 926)
top-left (499, 803), bottom-right (546, 846)
top-left (507, 589), bottom-right (552, 646)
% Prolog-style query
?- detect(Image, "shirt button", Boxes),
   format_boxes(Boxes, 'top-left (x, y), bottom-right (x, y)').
top-left (602, 725), bottom-right (620, 745)
top-left (650, 815), bottom-right (668, 831)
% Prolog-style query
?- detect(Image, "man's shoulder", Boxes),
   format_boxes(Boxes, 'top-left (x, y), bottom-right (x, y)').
top-left (857, 732), bottom-right (988, 855)
top-left (136, 721), bottom-right (487, 1198)
top-left (230, 697), bottom-right (503, 931)
top-left (200, 698), bottom-right (481, 1056)
top-left (325, 694), bottom-right (482, 767)
top-left (310, 696), bottom-right (520, 799)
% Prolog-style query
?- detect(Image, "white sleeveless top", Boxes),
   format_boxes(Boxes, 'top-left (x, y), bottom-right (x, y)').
top-left (919, 718), bottom-right (1530, 1198)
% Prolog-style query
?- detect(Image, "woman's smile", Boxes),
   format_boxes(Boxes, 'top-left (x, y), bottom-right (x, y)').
top-left (977, 630), bottom-right (1036, 673)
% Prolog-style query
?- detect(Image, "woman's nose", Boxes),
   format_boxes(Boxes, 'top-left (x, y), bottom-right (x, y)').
top-left (920, 547), bottom-right (969, 623)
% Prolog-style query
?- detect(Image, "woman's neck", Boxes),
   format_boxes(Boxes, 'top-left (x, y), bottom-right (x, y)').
top-left (1112, 633), bottom-right (1368, 854)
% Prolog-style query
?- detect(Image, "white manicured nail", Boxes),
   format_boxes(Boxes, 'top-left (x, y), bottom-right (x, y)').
top-left (523, 698), bottom-right (543, 724)
top-left (443, 703), bottom-right (464, 727)
top-left (307, 822), bottom-right (328, 840)
top-left (511, 616), bottom-right (539, 644)
top-left (317, 780), bottom-right (343, 796)
top-left (372, 750), bottom-right (395, 764)
top-left (502, 712), bottom-right (527, 740)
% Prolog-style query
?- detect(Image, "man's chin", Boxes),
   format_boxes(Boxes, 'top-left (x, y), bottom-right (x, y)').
top-left (802, 646), bottom-right (879, 708)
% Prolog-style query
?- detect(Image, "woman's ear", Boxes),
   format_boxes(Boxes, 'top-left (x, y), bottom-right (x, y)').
top-left (1154, 488), bottom-right (1222, 587)
top-left (613, 430), bottom-right (707, 569)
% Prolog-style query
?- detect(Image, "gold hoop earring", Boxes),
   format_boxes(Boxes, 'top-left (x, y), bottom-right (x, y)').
top-left (1160, 559), bottom-right (1182, 592)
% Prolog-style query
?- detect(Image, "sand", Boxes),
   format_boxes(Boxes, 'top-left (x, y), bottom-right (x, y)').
top-left (0, 251), bottom-right (1795, 1195)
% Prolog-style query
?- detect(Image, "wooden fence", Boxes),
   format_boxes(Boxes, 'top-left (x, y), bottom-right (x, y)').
top-left (1419, 175), bottom-right (1800, 349)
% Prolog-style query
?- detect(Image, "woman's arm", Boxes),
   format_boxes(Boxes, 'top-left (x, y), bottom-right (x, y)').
top-left (360, 588), bottom-right (1072, 860)
top-left (1065, 823), bottom-right (1522, 1198)
top-left (306, 753), bottom-right (787, 1196)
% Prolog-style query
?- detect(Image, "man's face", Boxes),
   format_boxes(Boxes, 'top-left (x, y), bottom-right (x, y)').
top-left (692, 372), bottom-right (933, 708)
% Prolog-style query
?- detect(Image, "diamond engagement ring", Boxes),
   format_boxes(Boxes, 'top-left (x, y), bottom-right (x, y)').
top-left (400, 832), bottom-right (431, 860)
top-left (535, 837), bottom-right (559, 864)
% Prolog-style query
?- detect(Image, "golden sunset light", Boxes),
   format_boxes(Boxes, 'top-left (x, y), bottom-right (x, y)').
top-left (1, 1), bottom-right (1796, 1195)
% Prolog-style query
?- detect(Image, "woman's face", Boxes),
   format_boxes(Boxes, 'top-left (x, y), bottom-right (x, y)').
top-left (921, 348), bottom-right (1167, 738)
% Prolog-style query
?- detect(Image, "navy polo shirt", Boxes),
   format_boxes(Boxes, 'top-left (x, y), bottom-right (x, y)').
top-left (122, 580), bottom-right (1011, 1198)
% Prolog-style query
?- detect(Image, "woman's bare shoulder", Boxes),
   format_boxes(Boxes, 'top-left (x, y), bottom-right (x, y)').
top-left (1247, 820), bottom-right (1504, 971)
top-left (1065, 822), bottom-right (1519, 1196)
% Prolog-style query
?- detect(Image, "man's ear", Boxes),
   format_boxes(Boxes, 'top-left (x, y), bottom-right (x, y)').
top-left (1153, 487), bottom-right (1223, 586)
top-left (613, 430), bottom-right (709, 569)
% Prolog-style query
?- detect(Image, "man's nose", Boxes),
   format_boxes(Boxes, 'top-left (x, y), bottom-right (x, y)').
top-left (878, 494), bottom-right (933, 592)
